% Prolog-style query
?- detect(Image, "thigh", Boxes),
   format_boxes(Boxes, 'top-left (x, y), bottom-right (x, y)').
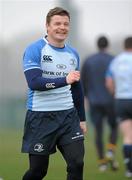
top-left (29, 154), bottom-right (49, 170)
top-left (120, 120), bottom-right (132, 136)
top-left (58, 140), bottom-right (84, 163)
top-left (89, 105), bottom-right (104, 129)
top-left (106, 105), bottom-right (117, 128)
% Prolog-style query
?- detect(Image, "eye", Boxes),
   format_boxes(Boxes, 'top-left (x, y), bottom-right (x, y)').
top-left (64, 22), bottom-right (69, 26)
top-left (55, 22), bottom-right (61, 26)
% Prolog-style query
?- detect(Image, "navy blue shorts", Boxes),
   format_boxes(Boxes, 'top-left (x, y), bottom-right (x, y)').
top-left (89, 103), bottom-right (117, 128)
top-left (115, 99), bottom-right (132, 122)
top-left (21, 108), bottom-right (84, 155)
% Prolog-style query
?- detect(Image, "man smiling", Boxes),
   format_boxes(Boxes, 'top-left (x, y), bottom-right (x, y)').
top-left (21, 7), bottom-right (87, 180)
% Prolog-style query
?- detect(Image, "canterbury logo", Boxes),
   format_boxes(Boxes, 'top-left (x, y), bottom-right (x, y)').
top-left (42, 55), bottom-right (53, 62)
top-left (46, 83), bottom-right (55, 89)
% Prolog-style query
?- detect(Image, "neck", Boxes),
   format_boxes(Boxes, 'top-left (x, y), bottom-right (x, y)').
top-left (46, 36), bottom-right (65, 48)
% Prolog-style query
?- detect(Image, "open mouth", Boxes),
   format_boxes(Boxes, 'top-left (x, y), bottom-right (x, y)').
top-left (57, 31), bottom-right (67, 35)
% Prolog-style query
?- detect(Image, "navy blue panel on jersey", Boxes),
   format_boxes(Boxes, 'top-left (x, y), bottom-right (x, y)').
top-left (71, 81), bottom-right (86, 121)
top-left (25, 68), bottom-right (67, 91)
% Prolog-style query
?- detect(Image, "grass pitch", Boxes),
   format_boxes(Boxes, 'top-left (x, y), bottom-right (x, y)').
top-left (0, 126), bottom-right (125, 180)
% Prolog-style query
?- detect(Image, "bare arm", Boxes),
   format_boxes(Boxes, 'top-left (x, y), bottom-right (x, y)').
top-left (80, 121), bottom-right (87, 134)
top-left (105, 77), bottom-right (115, 95)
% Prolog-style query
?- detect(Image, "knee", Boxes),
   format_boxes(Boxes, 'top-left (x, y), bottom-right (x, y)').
top-left (32, 168), bottom-right (48, 179)
top-left (67, 158), bottom-right (84, 180)
top-left (68, 158), bottom-right (84, 170)
top-left (96, 136), bottom-right (102, 145)
top-left (23, 168), bottom-right (48, 180)
top-left (76, 159), bottom-right (84, 170)
top-left (111, 123), bottom-right (118, 129)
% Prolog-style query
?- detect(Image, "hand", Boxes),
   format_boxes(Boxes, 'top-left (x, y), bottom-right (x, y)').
top-left (80, 121), bottom-right (87, 134)
top-left (66, 71), bottom-right (80, 84)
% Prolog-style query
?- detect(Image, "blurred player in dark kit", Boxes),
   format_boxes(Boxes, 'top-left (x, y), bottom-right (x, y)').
top-left (81, 36), bottom-right (118, 171)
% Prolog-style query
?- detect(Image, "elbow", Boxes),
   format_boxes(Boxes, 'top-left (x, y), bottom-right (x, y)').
top-left (105, 79), bottom-right (114, 95)
top-left (28, 83), bottom-right (36, 90)
top-left (27, 80), bottom-right (39, 90)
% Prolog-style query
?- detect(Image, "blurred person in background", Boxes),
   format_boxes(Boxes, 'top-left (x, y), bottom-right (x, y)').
top-left (81, 36), bottom-right (118, 172)
top-left (106, 37), bottom-right (132, 178)
top-left (21, 7), bottom-right (87, 180)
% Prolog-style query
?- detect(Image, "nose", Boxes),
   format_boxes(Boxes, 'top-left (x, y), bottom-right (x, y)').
top-left (60, 24), bottom-right (65, 29)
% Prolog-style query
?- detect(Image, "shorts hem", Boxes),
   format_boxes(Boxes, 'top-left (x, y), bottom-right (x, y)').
top-left (21, 150), bottom-right (56, 155)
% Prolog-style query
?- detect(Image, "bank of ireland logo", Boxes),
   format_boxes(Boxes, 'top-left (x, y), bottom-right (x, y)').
top-left (56, 64), bottom-right (67, 70)
top-left (34, 143), bottom-right (44, 152)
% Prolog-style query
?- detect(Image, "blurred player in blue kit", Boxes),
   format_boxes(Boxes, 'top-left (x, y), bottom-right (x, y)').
top-left (106, 37), bottom-right (132, 178)
top-left (21, 7), bottom-right (87, 180)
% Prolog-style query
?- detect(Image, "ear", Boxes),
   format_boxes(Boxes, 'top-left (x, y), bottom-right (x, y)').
top-left (46, 23), bottom-right (49, 33)
top-left (46, 22), bottom-right (49, 28)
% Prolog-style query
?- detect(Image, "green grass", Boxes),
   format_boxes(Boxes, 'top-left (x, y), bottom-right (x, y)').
top-left (0, 127), bottom-right (125, 180)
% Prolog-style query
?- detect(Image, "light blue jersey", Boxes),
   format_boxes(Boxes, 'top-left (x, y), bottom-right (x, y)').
top-left (107, 52), bottom-right (132, 99)
top-left (23, 37), bottom-right (80, 111)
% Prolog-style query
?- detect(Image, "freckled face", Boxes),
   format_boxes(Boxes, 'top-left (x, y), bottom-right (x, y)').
top-left (46, 15), bottom-right (70, 43)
